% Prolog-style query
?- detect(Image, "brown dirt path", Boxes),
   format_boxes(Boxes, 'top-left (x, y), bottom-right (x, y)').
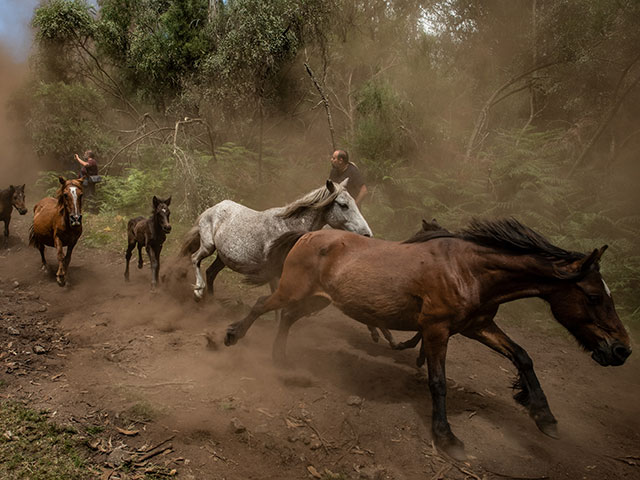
top-left (1, 210), bottom-right (639, 480)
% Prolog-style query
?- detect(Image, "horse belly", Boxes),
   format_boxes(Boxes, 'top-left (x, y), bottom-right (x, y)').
top-left (334, 294), bottom-right (422, 331)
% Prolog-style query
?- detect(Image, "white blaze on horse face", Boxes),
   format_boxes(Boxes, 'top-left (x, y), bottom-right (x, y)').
top-left (602, 279), bottom-right (611, 298)
top-left (69, 186), bottom-right (79, 216)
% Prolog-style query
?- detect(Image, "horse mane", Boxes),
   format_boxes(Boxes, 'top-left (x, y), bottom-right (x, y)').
top-left (460, 218), bottom-right (585, 261)
top-left (404, 217), bottom-right (585, 262)
top-left (277, 183), bottom-right (343, 218)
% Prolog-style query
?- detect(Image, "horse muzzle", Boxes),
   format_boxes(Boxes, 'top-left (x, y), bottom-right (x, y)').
top-left (70, 214), bottom-right (83, 227)
top-left (591, 340), bottom-right (631, 366)
top-left (163, 225), bottom-right (172, 234)
top-left (18, 208), bottom-right (28, 215)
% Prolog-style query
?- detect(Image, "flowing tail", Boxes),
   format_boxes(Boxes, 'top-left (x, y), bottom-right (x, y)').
top-left (240, 231), bottom-right (307, 285)
top-left (180, 226), bottom-right (201, 257)
top-left (28, 225), bottom-right (38, 248)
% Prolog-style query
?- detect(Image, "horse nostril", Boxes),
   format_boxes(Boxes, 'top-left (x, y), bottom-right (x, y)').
top-left (613, 343), bottom-right (631, 362)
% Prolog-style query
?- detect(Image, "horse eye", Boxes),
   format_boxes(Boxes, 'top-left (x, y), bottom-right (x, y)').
top-left (339, 203), bottom-right (349, 210)
top-left (587, 294), bottom-right (602, 305)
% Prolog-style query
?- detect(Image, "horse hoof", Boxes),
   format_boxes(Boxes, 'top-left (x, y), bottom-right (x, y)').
top-left (224, 329), bottom-right (238, 346)
top-left (137, 263), bottom-right (143, 269)
top-left (193, 289), bottom-right (204, 302)
top-left (537, 420), bottom-right (559, 439)
top-left (56, 277), bottom-right (66, 287)
top-left (437, 437), bottom-right (466, 461)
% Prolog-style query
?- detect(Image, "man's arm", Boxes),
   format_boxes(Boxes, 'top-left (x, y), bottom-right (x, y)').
top-left (355, 184), bottom-right (368, 206)
top-left (75, 154), bottom-right (88, 167)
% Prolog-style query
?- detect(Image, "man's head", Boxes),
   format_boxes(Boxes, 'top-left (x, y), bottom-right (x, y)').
top-left (84, 150), bottom-right (96, 161)
top-left (331, 150), bottom-right (349, 170)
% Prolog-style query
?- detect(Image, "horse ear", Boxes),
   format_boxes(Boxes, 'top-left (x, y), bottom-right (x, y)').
top-left (339, 178), bottom-right (349, 188)
top-left (422, 219), bottom-right (429, 230)
top-left (58, 176), bottom-right (66, 185)
top-left (555, 247), bottom-right (605, 279)
top-left (21, 184), bottom-right (26, 190)
top-left (164, 196), bottom-right (171, 206)
top-left (326, 180), bottom-right (335, 193)
top-left (153, 195), bottom-right (159, 207)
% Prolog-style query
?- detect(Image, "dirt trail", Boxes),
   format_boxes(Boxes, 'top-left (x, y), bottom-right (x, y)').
top-left (1, 211), bottom-right (639, 480)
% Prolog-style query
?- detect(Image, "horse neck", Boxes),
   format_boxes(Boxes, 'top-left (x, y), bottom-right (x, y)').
top-left (276, 207), bottom-right (326, 231)
top-left (472, 249), bottom-right (563, 305)
top-left (150, 213), bottom-right (165, 241)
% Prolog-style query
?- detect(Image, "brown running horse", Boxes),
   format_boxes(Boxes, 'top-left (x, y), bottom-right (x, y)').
top-left (124, 196), bottom-right (172, 289)
top-left (0, 184), bottom-right (27, 248)
top-left (29, 177), bottom-right (84, 286)
top-left (224, 218), bottom-right (632, 460)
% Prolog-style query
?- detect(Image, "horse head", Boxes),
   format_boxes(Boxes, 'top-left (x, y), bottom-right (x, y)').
top-left (153, 195), bottom-right (172, 234)
top-left (58, 176), bottom-right (84, 227)
top-left (324, 179), bottom-right (372, 237)
top-left (10, 184), bottom-right (27, 215)
top-left (545, 246), bottom-right (631, 367)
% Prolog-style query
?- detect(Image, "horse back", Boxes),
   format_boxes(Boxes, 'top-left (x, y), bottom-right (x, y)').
top-left (128, 216), bottom-right (149, 244)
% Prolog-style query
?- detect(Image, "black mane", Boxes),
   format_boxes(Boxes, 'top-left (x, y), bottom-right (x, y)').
top-left (404, 217), bottom-right (585, 262)
top-left (460, 218), bottom-right (584, 261)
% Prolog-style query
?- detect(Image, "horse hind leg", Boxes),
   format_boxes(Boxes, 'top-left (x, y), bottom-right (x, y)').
top-left (124, 241), bottom-right (136, 281)
top-left (38, 244), bottom-right (47, 270)
top-left (137, 243), bottom-right (144, 269)
top-left (272, 296), bottom-right (331, 366)
top-left (191, 236), bottom-right (215, 302)
top-left (205, 254), bottom-right (225, 297)
top-left (368, 327), bottom-right (397, 348)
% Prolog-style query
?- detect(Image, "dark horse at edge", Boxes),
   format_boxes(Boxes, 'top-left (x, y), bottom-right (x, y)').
top-left (0, 184), bottom-right (27, 248)
top-left (224, 218), bottom-right (632, 460)
top-left (125, 196), bottom-right (172, 289)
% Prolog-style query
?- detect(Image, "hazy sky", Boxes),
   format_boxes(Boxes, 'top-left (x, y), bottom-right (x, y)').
top-left (0, 0), bottom-right (98, 62)
top-left (0, 0), bottom-right (40, 61)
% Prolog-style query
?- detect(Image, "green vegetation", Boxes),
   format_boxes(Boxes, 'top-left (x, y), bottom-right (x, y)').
top-left (0, 401), bottom-right (93, 479)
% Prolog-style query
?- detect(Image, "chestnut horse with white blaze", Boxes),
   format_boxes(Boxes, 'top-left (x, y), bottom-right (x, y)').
top-left (225, 218), bottom-right (631, 460)
top-left (29, 177), bottom-right (84, 287)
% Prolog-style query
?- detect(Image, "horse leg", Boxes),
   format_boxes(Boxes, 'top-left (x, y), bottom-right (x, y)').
top-left (269, 278), bottom-right (282, 324)
top-left (368, 326), bottom-right (380, 343)
top-left (191, 233), bottom-right (215, 301)
top-left (225, 287), bottom-right (303, 347)
top-left (38, 245), bottom-right (47, 270)
top-left (422, 323), bottom-right (465, 460)
top-left (124, 241), bottom-right (135, 281)
top-left (463, 320), bottom-right (558, 438)
top-left (379, 328), bottom-right (397, 348)
top-left (54, 237), bottom-right (66, 287)
top-left (2, 218), bottom-right (8, 248)
top-left (63, 242), bottom-right (75, 270)
top-left (155, 245), bottom-right (163, 285)
top-left (205, 254), bottom-right (225, 296)
top-left (272, 296), bottom-right (332, 365)
top-left (146, 245), bottom-right (158, 289)
top-left (137, 244), bottom-right (144, 269)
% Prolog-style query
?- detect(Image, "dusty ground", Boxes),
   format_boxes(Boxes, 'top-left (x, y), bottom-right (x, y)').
top-left (1, 211), bottom-right (639, 480)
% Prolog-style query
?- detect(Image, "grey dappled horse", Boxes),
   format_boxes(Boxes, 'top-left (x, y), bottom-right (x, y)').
top-left (181, 180), bottom-right (373, 302)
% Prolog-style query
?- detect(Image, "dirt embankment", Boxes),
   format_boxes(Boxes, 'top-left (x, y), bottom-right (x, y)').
top-left (1, 211), bottom-right (639, 480)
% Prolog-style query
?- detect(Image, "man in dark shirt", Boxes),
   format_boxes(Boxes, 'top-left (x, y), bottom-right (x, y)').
top-left (75, 150), bottom-right (99, 197)
top-left (328, 149), bottom-right (368, 206)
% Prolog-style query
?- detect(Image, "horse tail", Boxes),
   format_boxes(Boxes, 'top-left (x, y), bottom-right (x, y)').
top-left (180, 225), bottom-right (201, 257)
top-left (241, 231), bottom-right (307, 285)
top-left (28, 224), bottom-right (38, 248)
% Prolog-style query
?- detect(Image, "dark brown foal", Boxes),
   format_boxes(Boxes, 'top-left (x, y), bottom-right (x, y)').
top-left (124, 196), bottom-right (171, 288)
